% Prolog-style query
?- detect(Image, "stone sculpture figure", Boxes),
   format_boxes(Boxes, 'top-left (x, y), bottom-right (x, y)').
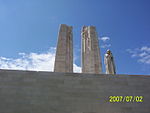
top-left (104, 50), bottom-right (116, 74)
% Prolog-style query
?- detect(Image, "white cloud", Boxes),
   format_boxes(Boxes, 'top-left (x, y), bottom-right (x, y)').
top-left (99, 37), bottom-right (110, 42)
top-left (127, 46), bottom-right (150, 64)
top-left (141, 46), bottom-right (150, 52)
top-left (99, 36), bottom-right (111, 49)
top-left (101, 44), bottom-right (111, 48)
top-left (139, 52), bottom-right (147, 57)
top-left (73, 64), bottom-right (81, 73)
top-left (0, 47), bottom-right (81, 73)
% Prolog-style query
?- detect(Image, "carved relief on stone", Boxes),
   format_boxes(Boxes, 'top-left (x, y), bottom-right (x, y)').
top-left (81, 26), bottom-right (102, 74)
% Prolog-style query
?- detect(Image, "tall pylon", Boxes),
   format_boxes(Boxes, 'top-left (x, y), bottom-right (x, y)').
top-left (54, 24), bottom-right (73, 72)
top-left (81, 26), bottom-right (102, 74)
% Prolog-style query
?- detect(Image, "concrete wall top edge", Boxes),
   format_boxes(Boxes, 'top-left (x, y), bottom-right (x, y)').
top-left (0, 69), bottom-right (150, 78)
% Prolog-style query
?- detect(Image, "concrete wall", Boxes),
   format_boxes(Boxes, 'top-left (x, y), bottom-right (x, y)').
top-left (0, 69), bottom-right (150, 113)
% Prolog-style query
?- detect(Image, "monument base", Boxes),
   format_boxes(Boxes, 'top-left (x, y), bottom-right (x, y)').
top-left (0, 69), bottom-right (149, 113)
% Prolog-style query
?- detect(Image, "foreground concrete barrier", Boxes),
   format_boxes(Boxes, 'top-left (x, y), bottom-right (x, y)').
top-left (0, 69), bottom-right (150, 113)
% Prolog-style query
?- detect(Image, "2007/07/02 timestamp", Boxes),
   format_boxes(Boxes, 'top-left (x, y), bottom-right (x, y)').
top-left (109, 96), bottom-right (143, 102)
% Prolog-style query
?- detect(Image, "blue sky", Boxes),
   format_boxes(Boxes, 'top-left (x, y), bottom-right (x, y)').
top-left (0, 0), bottom-right (150, 75)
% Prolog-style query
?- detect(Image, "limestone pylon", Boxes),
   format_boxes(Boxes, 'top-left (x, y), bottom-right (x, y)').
top-left (81, 26), bottom-right (102, 74)
top-left (54, 24), bottom-right (73, 72)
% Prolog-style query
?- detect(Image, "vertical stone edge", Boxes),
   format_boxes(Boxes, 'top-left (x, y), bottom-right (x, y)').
top-left (89, 26), bottom-right (102, 74)
top-left (54, 24), bottom-right (73, 72)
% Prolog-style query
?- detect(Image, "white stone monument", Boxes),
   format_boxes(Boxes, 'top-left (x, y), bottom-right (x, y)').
top-left (54, 24), bottom-right (73, 72)
top-left (104, 50), bottom-right (116, 74)
top-left (81, 26), bottom-right (102, 74)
